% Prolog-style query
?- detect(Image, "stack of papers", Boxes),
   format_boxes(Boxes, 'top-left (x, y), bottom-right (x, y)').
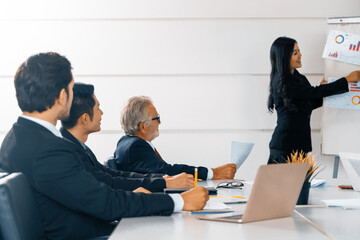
top-left (209, 196), bottom-right (247, 204)
top-left (191, 202), bottom-right (232, 215)
top-left (203, 202), bottom-right (229, 210)
top-left (191, 196), bottom-right (248, 215)
top-left (322, 198), bottom-right (360, 210)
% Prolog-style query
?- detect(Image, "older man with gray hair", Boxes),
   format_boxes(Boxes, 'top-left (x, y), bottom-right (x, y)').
top-left (113, 96), bottom-right (236, 180)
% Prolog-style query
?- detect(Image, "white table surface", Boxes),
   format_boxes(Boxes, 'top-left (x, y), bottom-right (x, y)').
top-left (109, 179), bottom-right (360, 240)
top-left (297, 185), bottom-right (360, 240)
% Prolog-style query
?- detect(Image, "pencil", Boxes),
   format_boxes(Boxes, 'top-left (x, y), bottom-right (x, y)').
top-left (209, 196), bottom-right (245, 199)
top-left (194, 168), bottom-right (198, 187)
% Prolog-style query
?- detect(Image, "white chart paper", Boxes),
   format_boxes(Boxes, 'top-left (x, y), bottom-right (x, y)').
top-left (324, 78), bottom-right (360, 110)
top-left (322, 30), bottom-right (360, 66)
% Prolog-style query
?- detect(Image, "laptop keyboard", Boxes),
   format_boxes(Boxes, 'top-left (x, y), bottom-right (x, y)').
top-left (223, 214), bottom-right (243, 220)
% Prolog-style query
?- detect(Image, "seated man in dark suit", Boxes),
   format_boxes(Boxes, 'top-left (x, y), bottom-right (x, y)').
top-left (60, 82), bottom-right (194, 192)
top-left (0, 52), bottom-right (208, 240)
top-left (114, 96), bottom-right (237, 180)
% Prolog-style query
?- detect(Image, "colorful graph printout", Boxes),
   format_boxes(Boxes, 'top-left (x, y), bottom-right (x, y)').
top-left (324, 78), bottom-right (360, 110)
top-left (322, 30), bottom-right (360, 66)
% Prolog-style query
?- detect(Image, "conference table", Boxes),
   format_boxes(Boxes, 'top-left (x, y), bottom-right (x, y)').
top-left (109, 179), bottom-right (360, 240)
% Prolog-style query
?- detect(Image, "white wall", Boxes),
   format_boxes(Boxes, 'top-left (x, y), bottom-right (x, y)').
top-left (1, 0), bottom-right (358, 181)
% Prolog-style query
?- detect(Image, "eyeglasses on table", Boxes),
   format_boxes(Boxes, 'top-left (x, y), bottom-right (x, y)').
top-left (216, 181), bottom-right (244, 189)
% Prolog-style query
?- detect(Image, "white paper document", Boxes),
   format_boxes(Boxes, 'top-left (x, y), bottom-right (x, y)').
top-left (322, 198), bottom-right (360, 210)
top-left (310, 179), bottom-right (326, 188)
top-left (322, 30), bottom-right (360, 66)
top-left (203, 202), bottom-right (230, 210)
top-left (230, 141), bottom-right (254, 170)
top-left (324, 78), bottom-right (360, 110)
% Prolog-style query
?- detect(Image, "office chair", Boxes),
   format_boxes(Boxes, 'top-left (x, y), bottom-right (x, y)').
top-left (0, 172), bottom-right (10, 240)
top-left (0, 172), bottom-right (43, 240)
top-left (0, 173), bottom-right (109, 240)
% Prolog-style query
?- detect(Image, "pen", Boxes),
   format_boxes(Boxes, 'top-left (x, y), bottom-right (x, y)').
top-left (224, 201), bottom-right (247, 205)
top-left (194, 167), bottom-right (198, 187)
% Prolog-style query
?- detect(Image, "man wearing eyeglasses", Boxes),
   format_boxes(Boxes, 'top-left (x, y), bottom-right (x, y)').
top-left (113, 96), bottom-right (236, 180)
top-left (60, 83), bottom-right (195, 192)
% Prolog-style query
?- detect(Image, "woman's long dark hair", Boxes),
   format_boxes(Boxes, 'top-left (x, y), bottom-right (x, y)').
top-left (267, 37), bottom-right (297, 113)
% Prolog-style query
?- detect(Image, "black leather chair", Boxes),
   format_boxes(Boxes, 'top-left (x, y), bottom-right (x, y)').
top-left (0, 173), bottom-right (108, 240)
top-left (0, 172), bottom-right (9, 240)
top-left (0, 172), bottom-right (43, 240)
top-left (105, 158), bottom-right (118, 170)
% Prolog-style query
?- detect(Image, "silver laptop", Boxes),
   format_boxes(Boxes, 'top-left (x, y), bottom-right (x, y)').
top-left (339, 152), bottom-right (360, 191)
top-left (198, 163), bottom-right (308, 223)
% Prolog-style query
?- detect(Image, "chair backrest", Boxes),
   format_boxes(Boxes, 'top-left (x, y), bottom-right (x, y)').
top-left (0, 172), bottom-right (9, 240)
top-left (0, 172), bottom-right (44, 240)
top-left (105, 158), bottom-right (118, 170)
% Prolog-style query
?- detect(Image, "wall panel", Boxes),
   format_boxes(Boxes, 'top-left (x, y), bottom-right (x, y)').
top-left (0, 74), bottom-right (325, 131)
top-left (0, 19), bottom-right (326, 76)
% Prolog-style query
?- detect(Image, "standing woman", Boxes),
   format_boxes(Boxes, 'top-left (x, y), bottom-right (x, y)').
top-left (267, 36), bottom-right (360, 164)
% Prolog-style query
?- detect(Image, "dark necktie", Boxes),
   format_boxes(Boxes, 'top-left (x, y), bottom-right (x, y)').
top-left (154, 148), bottom-right (166, 163)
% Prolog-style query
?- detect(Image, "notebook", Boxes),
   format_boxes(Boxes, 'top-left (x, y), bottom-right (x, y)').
top-left (197, 163), bottom-right (308, 223)
top-left (339, 152), bottom-right (360, 191)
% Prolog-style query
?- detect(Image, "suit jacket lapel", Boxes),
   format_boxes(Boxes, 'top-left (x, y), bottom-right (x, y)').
top-left (84, 146), bottom-right (97, 164)
top-left (60, 127), bottom-right (97, 165)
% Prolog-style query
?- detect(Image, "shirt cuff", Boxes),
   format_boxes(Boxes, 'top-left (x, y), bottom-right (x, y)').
top-left (169, 194), bottom-right (184, 212)
top-left (207, 168), bottom-right (213, 180)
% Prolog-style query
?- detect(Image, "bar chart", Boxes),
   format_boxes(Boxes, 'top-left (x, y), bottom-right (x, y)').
top-left (328, 51), bottom-right (338, 58)
top-left (350, 83), bottom-right (360, 92)
top-left (349, 41), bottom-right (360, 52)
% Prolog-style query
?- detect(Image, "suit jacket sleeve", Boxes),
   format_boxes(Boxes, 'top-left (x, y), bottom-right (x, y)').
top-left (85, 157), bottom-right (166, 192)
top-left (100, 162), bottom-right (164, 178)
top-left (311, 98), bottom-right (323, 110)
top-left (127, 140), bottom-right (208, 179)
top-left (32, 139), bottom-right (174, 221)
top-left (287, 77), bottom-right (348, 99)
